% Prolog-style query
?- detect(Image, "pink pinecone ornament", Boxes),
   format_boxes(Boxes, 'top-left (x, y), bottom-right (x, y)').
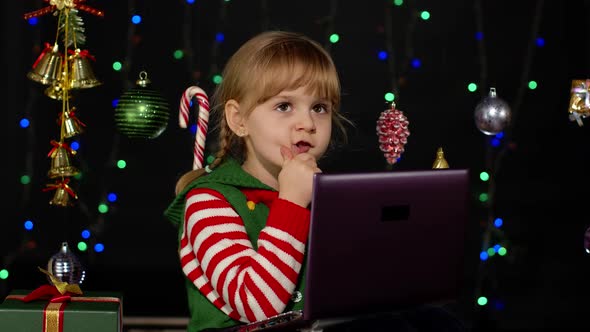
top-left (376, 103), bottom-right (410, 165)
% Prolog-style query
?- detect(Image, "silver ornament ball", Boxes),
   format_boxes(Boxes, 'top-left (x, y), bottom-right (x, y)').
top-left (474, 88), bottom-right (512, 135)
top-left (47, 242), bottom-right (86, 285)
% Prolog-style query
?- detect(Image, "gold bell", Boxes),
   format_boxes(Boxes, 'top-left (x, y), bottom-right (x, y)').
top-left (48, 143), bottom-right (80, 178)
top-left (44, 81), bottom-right (70, 100)
top-left (44, 179), bottom-right (78, 207)
top-left (27, 43), bottom-right (63, 86)
top-left (50, 187), bottom-right (72, 207)
top-left (432, 147), bottom-right (449, 169)
top-left (69, 49), bottom-right (101, 89)
top-left (62, 108), bottom-right (84, 138)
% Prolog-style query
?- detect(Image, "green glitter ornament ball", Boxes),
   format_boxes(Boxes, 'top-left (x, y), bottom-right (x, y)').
top-left (114, 71), bottom-right (170, 139)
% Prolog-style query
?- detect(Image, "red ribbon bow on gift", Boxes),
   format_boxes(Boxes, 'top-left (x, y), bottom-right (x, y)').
top-left (5, 267), bottom-right (122, 332)
top-left (22, 267), bottom-right (83, 303)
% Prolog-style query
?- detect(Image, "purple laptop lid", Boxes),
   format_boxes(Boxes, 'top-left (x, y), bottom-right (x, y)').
top-left (303, 168), bottom-right (470, 321)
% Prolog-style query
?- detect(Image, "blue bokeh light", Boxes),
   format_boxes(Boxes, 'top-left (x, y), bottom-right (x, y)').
top-left (20, 118), bottom-right (30, 128)
top-left (107, 193), bottom-right (118, 202)
top-left (24, 220), bottom-right (34, 231)
top-left (94, 243), bottom-right (105, 253)
top-left (131, 15), bottom-right (142, 24)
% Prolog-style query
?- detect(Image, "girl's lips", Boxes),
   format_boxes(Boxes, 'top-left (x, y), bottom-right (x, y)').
top-left (293, 141), bottom-right (312, 154)
top-left (294, 145), bottom-right (311, 154)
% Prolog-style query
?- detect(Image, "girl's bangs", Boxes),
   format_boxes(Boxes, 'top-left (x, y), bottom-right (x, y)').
top-left (251, 52), bottom-right (340, 109)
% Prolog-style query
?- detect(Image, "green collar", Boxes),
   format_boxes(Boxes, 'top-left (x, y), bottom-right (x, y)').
top-left (164, 158), bottom-right (275, 226)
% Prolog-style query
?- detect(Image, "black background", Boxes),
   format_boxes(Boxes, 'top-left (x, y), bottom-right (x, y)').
top-left (3, 1), bottom-right (590, 330)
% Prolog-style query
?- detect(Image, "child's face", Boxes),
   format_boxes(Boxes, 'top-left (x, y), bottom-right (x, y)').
top-left (242, 85), bottom-right (332, 177)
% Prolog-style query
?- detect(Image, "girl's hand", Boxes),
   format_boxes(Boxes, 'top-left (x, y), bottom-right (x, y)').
top-left (277, 146), bottom-right (322, 208)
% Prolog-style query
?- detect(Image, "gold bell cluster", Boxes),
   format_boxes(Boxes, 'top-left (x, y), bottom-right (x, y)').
top-left (24, 2), bottom-right (103, 207)
top-left (568, 79), bottom-right (590, 127)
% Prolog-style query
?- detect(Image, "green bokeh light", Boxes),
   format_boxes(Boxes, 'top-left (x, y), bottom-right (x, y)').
top-left (479, 172), bottom-right (489, 181)
top-left (117, 160), bottom-right (127, 169)
top-left (420, 11), bottom-right (430, 20)
top-left (213, 75), bottom-right (223, 84)
top-left (20, 175), bottom-right (31, 185)
top-left (468, 83), bottom-right (477, 92)
top-left (98, 203), bottom-right (109, 214)
top-left (0, 269), bottom-right (8, 280)
top-left (384, 92), bottom-right (395, 102)
top-left (112, 62), bottom-right (122, 71)
top-left (173, 50), bottom-right (184, 60)
top-left (479, 193), bottom-right (488, 202)
top-left (393, 0), bottom-right (403, 6)
top-left (77, 242), bottom-right (88, 252)
top-left (477, 296), bottom-right (488, 306)
top-left (329, 34), bottom-right (340, 43)
top-left (528, 81), bottom-right (538, 90)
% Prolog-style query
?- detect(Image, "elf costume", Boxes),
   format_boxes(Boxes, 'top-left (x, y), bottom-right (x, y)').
top-left (165, 158), bottom-right (309, 332)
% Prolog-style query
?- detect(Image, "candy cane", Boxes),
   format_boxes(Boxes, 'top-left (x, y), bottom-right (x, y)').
top-left (179, 86), bottom-right (210, 170)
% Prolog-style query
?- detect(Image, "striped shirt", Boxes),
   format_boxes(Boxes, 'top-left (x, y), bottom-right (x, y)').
top-left (180, 187), bottom-right (310, 323)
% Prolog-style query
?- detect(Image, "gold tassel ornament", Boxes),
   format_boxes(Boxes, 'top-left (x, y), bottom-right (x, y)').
top-left (432, 147), bottom-right (449, 169)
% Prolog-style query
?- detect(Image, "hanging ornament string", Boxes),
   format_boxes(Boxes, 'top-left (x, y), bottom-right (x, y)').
top-left (179, 86), bottom-right (210, 170)
top-left (375, 2), bottom-right (416, 166)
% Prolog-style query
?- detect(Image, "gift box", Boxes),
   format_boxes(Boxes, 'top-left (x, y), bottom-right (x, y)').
top-left (0, 289), bottom-right (123, 332)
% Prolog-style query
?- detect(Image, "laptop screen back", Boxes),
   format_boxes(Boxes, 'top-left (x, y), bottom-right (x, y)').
top-left (303, 169), bottom-right (470, 321)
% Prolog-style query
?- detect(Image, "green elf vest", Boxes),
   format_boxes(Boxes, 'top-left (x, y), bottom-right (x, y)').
top-left (164, 158), bottom-right (307, 332)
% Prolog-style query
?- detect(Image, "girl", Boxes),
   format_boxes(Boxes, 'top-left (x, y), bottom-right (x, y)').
top-left (165, 30), bottom-right (466, 332)
top-left (165, 30), bottom-right (350, 332)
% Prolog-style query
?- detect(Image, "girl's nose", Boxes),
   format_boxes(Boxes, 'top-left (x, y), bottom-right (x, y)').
top-left (296, 111), bottom-right (316, 133)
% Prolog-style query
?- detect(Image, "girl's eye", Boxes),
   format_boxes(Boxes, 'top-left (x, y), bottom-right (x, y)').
top-left (312, 104), bottom-right (329, 114)
top-left (275, 103), bottom-right (291, 112)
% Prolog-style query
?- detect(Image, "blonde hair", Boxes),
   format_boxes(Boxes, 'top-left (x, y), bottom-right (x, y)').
top-left (175, 30), bottom-right (350, 194)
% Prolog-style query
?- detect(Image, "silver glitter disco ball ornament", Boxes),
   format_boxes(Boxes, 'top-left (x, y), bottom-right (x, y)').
top-left (47, 242), bottom-right (86, 285)
top-left (474, 87), bottom-right (512, 135)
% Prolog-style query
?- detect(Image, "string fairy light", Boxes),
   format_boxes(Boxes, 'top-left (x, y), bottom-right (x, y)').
top-left (472, 0), bottom-right (545, 312)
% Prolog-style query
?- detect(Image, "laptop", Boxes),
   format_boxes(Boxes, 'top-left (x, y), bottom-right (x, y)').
top-left (225, 168), bottom-right (470, 332)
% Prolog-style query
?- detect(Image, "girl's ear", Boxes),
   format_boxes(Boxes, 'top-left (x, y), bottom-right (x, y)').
top-left (225, 99), bottom-right (247, 136)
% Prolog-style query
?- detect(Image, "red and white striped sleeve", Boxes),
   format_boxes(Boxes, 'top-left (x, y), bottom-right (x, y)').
top-left (179, 187), bottom-right (310, 323)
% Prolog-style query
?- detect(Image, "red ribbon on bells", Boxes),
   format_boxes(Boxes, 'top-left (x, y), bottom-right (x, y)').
top-left (67, 49), bottom-right (96, 61)
top-left (32, 42), bottom-right (59, 69)
top-left (42, 178), bottom-right (78, 199)
top-left (47, 140), bottom-right (76, 157)
top-left (59, 109), bottom-right (87, 127)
